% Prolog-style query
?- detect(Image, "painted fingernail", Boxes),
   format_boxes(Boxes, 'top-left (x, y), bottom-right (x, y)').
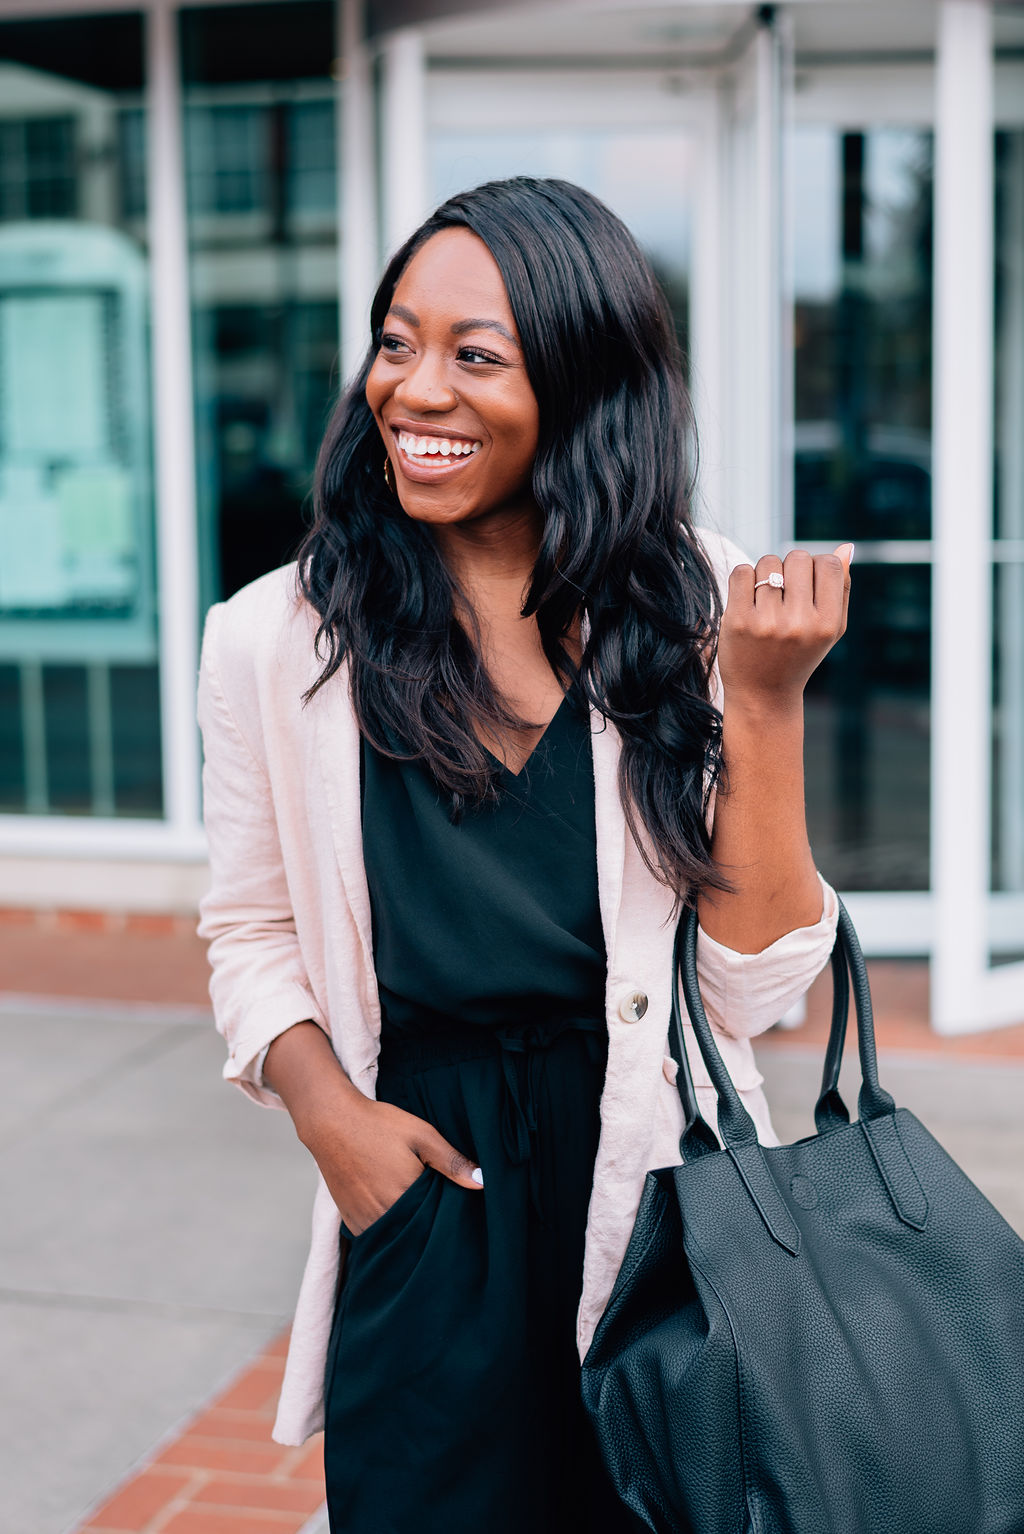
top-left (848, 543), bottom-right (855, 564)
top-left (471, 1167), bottom-right (484, 1186)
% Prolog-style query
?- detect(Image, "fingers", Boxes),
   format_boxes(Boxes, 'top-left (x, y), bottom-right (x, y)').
top-left (735, 549), bottom-right (851, 629)
top-left (417, 1127), bottom-right (485, 1189)
top-left (832, 542), bottom-right (854, 631)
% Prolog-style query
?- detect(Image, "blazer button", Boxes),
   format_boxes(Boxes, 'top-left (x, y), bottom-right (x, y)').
top-left (618, 991), bottom-right (648, 1023)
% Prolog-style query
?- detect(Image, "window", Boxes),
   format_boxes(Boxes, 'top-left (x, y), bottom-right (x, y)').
top-left (0, 13), bottom-right (160, 819)
top-left (792, 125), bottom-right (934, 892)
top-left (180, 2), bottom-right (338, 612)
top-left (0, 117), bottom-right (77, 222)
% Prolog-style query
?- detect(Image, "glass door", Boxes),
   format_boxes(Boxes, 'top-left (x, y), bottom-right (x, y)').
top-left (790, 122), bottom-right (933, 896)
top-left (786, 63), bottom-right (937, 955)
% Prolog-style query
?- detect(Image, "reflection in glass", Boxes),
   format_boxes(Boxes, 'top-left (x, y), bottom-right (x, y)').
top-left (792, 125), bottom-right (934, 892)
top-left (993, 130), bottom-right (1024, 895)
top-left (181, 2), bottom-right (339, 610)
top-left (793, 128), bottom-right (933, 542)
top-left (430, 129), bottom-right (693, 364)
top-left (804, 564), bottom-right (931, 891)
top-left (0, 14), bottom-right (161, 817)
top-left (992, 563), bottom-right (1023, 895)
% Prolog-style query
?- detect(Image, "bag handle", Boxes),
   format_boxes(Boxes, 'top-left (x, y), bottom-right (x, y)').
top-left (670, 897), bottom-right (896, 1164)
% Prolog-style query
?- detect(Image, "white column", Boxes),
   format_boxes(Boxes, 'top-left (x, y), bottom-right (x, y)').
top-left (931, 0), bottom-right (994, 1030)
top-left (147, 0), bottom-right (201, 835)
top-left (381, 27), bottom-right (428, 258)
top-left (724, 9), bottom-right (783, 557)
top-left (691, 83), bottom-right (727, 529)
top-left (339, 0), bottom-right (379, 382)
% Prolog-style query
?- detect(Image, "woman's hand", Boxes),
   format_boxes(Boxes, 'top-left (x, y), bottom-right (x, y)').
top-left (263, 1021), bottom-right (482, 1237)
top-left (301, 1092), bottom-right (483, 1238)
top-left (717, 544), bottom-right (853, 708)
top-left (697, 542), bottom-right (853, 953)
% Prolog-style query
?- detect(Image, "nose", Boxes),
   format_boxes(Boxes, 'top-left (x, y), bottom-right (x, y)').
top-left (393, 349), bottom-right (458, 414)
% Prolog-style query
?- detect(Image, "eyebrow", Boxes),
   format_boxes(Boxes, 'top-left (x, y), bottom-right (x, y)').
top-left (451, 317), bottom-right (519, 346)
top-left (386, 304), bottom-right (519, 347)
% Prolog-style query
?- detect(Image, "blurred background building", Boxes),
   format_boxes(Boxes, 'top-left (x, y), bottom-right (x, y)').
top-left (0, 0), bottom-right (1020, 1031)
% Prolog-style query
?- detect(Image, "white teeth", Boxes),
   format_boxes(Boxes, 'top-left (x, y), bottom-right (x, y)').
top-left (396, 430), bottom-right (483, 460)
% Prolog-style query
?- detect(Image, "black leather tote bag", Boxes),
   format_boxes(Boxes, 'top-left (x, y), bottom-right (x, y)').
top-left (581, 900), bottom-right (1024, 1534)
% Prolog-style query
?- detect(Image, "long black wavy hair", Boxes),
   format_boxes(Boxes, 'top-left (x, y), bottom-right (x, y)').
top-left (299, 176), bottom-right (726, 899)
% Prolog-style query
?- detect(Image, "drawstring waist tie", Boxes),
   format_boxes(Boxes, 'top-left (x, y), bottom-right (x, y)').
top-left (377, 1015), bottom-right (607, 1219)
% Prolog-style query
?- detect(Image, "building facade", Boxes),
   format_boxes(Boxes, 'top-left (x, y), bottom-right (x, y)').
top-left (0, 0), bottom-right (1021, 1031)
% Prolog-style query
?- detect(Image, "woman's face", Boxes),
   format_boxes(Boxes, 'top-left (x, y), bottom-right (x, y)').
top-left (365, 227), bottom-right (541, 532)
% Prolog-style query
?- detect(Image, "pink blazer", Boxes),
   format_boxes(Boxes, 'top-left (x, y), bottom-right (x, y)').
top-left (196, 529), bottom-right (838, 1445)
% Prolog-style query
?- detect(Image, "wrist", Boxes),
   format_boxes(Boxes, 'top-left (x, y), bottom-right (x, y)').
top-left (294, 1074), bottom-right (370, 1156)
top-left (721, 687), bottom-right (804, 730)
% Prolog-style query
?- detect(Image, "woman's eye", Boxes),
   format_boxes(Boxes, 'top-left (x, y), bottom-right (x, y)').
top-left (379, 333), bottom-right (410, 355)
top-left (459, 346), bottom-right (504, 366)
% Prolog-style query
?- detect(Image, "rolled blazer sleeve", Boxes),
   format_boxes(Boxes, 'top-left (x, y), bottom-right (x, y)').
top-left (197, 603), bottom-right (328, 1107)
top-left (695, 873), bottom-right (838, 1040)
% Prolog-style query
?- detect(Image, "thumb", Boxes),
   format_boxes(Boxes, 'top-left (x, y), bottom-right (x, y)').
top-left (416, 1127), bottom-right (484, 1189)
top-left (833, 542), bottom-right (855, 576)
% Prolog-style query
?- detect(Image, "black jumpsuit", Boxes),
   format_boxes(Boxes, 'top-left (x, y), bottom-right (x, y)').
top-left (322, 690), bottom-right (638, 1534)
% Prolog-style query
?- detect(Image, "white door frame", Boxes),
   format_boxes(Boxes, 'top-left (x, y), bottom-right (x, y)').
top-left (931, 0), bottom-right (1023, 1031)
top-left (788, 5), bottom-right (1024, 1023)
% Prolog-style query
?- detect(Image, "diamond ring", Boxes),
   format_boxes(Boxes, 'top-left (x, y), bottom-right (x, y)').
top-left (753, 571), bottom-right (785, 592)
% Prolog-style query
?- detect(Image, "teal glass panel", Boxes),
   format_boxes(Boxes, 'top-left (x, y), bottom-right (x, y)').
top-left (993, 129), bottom-right (1024, 898)
top-left (0, 13), bottom-right (161, 818)
top-left (180, 2), bottom-right (339, 610)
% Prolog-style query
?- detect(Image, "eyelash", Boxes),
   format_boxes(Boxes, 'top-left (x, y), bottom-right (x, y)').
top-left (378, 334), bottom-right (505, 367)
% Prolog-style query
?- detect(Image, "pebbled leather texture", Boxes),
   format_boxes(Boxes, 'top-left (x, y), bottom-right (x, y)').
top-left (582, 904), bottom-right (1024, 1534)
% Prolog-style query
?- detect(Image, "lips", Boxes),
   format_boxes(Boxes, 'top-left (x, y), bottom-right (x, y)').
top-left (387, 420), bottom-right (483, 484)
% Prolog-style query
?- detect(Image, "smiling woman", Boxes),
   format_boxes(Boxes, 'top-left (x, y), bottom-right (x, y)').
top-left (197, 176), bottom-right (845, 1534)
top-left (368, 230), bottom-right (538, 521)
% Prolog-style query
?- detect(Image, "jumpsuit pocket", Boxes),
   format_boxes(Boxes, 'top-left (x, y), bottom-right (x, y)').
top-left (341, 1164), bottom-right (435, 1244)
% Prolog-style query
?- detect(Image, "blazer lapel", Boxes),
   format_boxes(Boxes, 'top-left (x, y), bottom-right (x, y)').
top-left (590, 704), bottom-right (626, 959)
top-left (313, 658), bottom-right (376, 979)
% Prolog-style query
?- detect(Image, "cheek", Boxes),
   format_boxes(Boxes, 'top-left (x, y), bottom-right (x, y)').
top-left (364, 359), bottom-right (390, 419)
top-left (497, 394), bottom-right (539, 477)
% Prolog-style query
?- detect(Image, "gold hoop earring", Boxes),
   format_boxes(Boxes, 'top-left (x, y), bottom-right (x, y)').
top-left (383, 455), bottom-right (395, 493)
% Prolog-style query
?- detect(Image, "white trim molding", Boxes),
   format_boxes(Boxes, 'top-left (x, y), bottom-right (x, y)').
top-left (380, 27), bottom-right (428, 255)
top-left (931, 0), bottom-right (1023, 1031)
top-left (147, 0), bottom-right (202, 840)
top-left (339, 0), bottom-right (378, 381)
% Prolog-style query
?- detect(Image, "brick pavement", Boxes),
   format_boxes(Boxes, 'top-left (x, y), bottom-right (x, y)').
top-left (73, 1334), bottom-right (326, 1534)
top-left (0, 907), bottom-right (210, 1009)
top-left (756, 950), bottom-right (1024, 1060)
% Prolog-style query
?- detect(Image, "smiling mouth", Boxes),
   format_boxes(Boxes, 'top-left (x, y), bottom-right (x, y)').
top-left (395, 428), bottom-right (482, 468)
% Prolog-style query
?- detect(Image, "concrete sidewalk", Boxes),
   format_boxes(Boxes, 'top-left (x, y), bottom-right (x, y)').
top-left (2, 988), bottom-right (1022, 1533)
top-left (0, 999), bottom-right (323, 1534)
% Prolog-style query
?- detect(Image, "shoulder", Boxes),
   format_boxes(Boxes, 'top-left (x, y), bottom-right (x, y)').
top-left (691, 524), bottom-right (753, 603)
top-left (202, 562), bottom-right (319, 683)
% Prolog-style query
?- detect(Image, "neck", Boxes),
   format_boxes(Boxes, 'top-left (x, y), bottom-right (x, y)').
top-left (432, 504), bottom-right (543, 617)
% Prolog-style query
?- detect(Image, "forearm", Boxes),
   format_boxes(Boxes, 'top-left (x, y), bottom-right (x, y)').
top-left (263, 1021), bottom-right (367, 1149)
top-left (698, 691), bottom-right (822, 953)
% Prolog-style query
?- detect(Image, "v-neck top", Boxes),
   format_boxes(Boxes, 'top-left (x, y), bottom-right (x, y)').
top-left (359, 688), bottom-right (607, 1034)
